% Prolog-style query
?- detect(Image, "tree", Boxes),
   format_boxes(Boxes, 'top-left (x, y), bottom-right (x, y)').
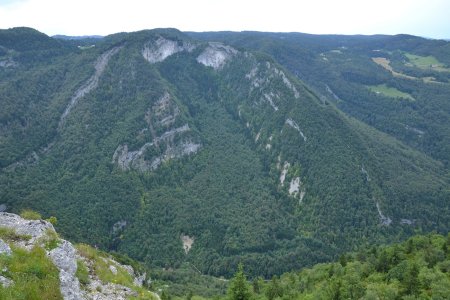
top-left (161, 290), bottom-right (172, 300)
top-left (265, 276), bottom-right (283, 300)
top-left (228, 263), bottom-right (252, 300)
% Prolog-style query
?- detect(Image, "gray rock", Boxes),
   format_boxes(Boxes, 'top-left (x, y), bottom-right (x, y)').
top-left (49, 240), bottom-right (83, 300)
top-left (109, 265), bottom-right (117, 275)
top-left (0, 275), bottom-right (13, 287)
top-left (0, 212), bottom-right (54, 249)
top-left (0, 239), bottom-right (11, 256)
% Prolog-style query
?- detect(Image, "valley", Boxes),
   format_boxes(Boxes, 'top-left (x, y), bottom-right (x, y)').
top-left (0, 27), bottom-right (449, 299)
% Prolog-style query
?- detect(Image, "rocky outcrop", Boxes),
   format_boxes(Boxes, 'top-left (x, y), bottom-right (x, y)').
top-left (49, 240), bottom-right (81, 300)
top-left (181, 234), bottom-right (194, 254)
top-left (280, 162), bottom-right (290, 186)
top-left (0, 212), bottom-right (54, 249)
top-left (0, 57), bottom-right (17, 68)
top-left (286, 118), bottom-right (307, 142)
top-left (113, 92), bottom-right (200, 172)
top-left (0, 212), bottom-right (82, 299)
top-left (0, 212), bottom-right (156, 299)
top-left (113, 138), bottom-right (200, 172)
top-left (142, 37), bottom-right (195, 63)
top-left (197, 42), bottom-right (237, 70)
top-left (376, 202), bottom-right (392, 226)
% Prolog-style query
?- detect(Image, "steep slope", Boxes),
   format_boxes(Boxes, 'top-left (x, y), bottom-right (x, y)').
top-left (188, 31), bottom-right (450, 167)
top-left (210, 233), bottom-right (450, 300)
top-left (0, 212), bottom-right (157, 299)
top-left (0, 28), bottom-right (449, 279)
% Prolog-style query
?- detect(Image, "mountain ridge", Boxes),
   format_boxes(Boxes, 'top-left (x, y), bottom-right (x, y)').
top-left (0, 27), bottom-right (449, 278)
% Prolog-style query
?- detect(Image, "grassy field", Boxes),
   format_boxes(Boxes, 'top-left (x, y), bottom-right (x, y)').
top-left (367, 84), bottom-right (414, 100)
top-left (372, 57), bottom-right (417, 79)
top-left (404, 53), bottom-right (450, 71)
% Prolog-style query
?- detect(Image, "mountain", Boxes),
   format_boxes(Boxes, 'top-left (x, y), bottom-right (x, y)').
top-left (187, 31), bottom-right (450, 167)
top-left (0, 27), bottom-right (449, 279)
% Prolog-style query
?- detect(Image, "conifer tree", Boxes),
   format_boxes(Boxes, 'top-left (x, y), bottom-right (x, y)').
top-left (228, 263), bottom-right (252, 300)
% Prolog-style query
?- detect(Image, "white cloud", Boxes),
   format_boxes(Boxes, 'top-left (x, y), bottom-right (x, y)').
top-left (0, 0), bottom-right (449, 38)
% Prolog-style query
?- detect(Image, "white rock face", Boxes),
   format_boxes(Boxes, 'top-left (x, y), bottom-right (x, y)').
top-left (288, 177), bottom-right (306, 203)
top-left (181, 234), bottom-right (194, 254)
top-left (142, 37), bottom-right (195, 63)
top-left (280, 162), bottom-right (290, 186)
top-left (113, 125), bottom-right (200, 172)
top-left (361, 165), bottom-right (370, 181)
top-left (263, 92), bottom-right (279, 111)
top-left (273, 68), bottom-right (300, 99)
top-left (113, 92), bottom-right (200, 172)
top-left (289, 177), bottom-right (301, 196)
top-left (400, 219), bottom-right (414, 225)
top-left (376, 202), bottom-right (392, 226)
top-left (286, 119), bottom-right (307, 142)
top-left (197, 42), bottom-right (237, 70)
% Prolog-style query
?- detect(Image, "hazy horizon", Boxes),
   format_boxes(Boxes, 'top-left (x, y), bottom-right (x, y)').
top-left (1, 0), bottom-right (449, 39)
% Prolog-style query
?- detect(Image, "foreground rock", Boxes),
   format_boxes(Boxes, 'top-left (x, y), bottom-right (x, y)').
top-left (0, 212), bottom-right (157, 300)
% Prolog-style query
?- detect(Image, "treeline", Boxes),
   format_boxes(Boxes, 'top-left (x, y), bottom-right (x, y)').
top-left (188, 233), bottom-right (450, 300)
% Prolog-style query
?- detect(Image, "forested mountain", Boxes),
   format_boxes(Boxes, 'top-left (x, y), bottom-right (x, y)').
top-left (188, 31), bottom-right (450, 166)
top-left (0, 27), bottom-right (449, 280)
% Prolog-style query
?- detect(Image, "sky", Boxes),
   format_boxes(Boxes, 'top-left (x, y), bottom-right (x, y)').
top-left (0, 0), bottom-right (449, 39)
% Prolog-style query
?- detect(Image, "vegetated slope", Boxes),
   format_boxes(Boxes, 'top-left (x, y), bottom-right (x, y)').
top-left (0, 28), bottom-right (449, 279)
top-left (188, 31), bottom-right (450, 167)
top-left (220, 233), bottom-right (450, 300)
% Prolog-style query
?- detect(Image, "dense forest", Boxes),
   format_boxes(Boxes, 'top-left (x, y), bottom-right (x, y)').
top-left (188, 31), bottom-right (450, 167)
top-left (0, 27), bottom-right (449, 282)
top-left (180, 233), bottom-right (450, 300)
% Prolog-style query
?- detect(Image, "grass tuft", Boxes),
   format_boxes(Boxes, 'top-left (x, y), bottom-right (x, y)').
top-left (19, 209), bottom-right (42, 220)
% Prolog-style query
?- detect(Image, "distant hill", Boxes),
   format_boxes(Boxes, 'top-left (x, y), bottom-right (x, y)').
top-left (53, 35), bottom-right (104, 40)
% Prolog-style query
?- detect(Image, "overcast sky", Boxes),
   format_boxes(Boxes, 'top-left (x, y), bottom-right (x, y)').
top-left (0, 0), bottom-right (449, 39)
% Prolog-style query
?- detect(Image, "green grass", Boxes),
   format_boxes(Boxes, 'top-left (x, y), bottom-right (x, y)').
top-left (19, 209), bottom-right (42, 220)
top-left (367, 84), bottom-right (414, 100)
top-left (75, 259), bottom-right (90, 285)
top-left (0, 227), bottom-right (31, 242)
top-left (0, 245), bottom-right (62, 299)
top-left (76, 243), bottom-right (158, 299)
top-left (404, 53), bottom-right (450, 71)
top-left (37, 229), bottom-right (60, 251)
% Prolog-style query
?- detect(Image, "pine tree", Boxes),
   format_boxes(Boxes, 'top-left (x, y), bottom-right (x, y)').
top-left (228, 263), bottom-right (252, 300)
